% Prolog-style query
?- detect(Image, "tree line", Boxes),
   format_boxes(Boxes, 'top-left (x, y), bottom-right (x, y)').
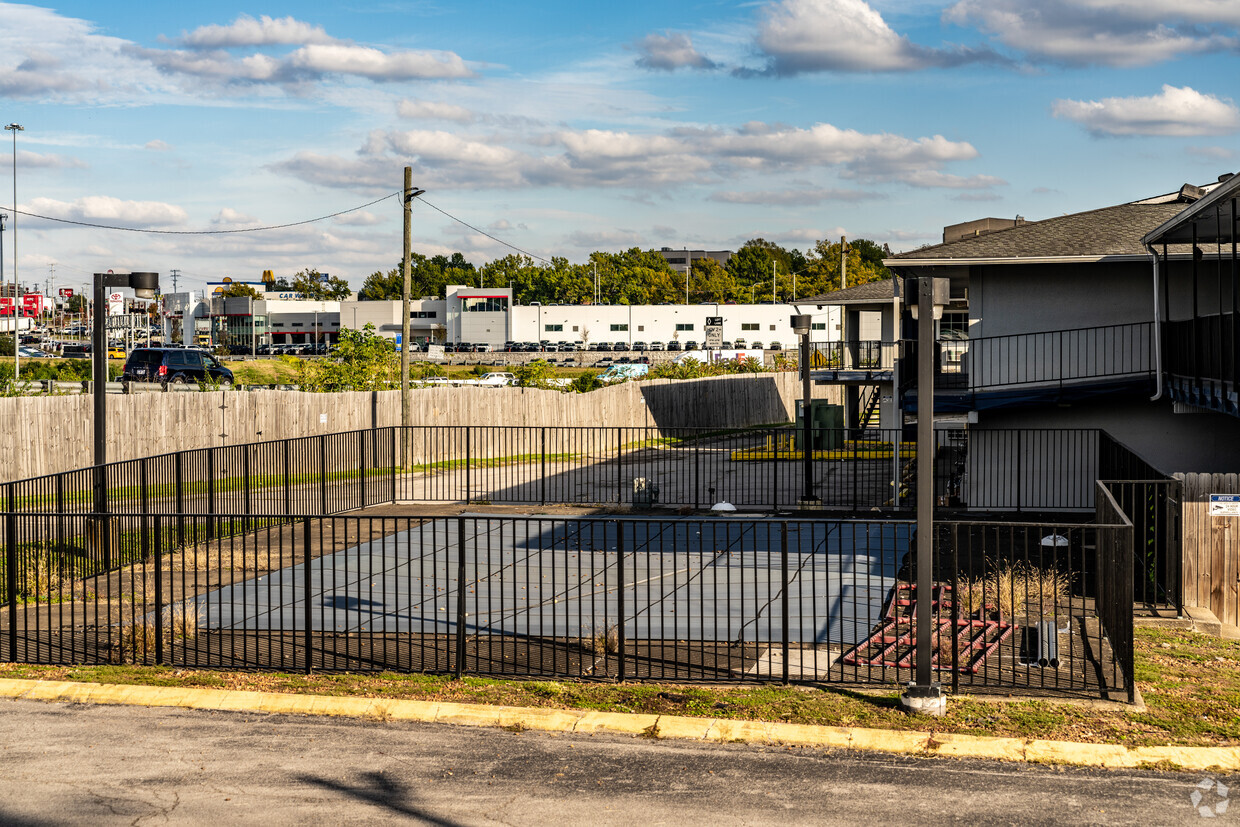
top-left (358, 237), bottom-right (892, 305)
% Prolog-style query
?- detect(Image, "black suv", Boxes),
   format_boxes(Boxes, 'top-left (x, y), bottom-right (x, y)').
top-left (122, 347), bottom-right (234, 385)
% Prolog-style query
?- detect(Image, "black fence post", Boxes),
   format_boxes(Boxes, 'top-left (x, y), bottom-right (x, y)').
top-left (206, 450), bottom-right (216, 542)
top-left (319, 435), bottom-right (328, 516)
top-left (616, 519), bottom-right (626, 682)
top-left (153, 511), bottom-right (164, 667)
top-left (242, 445), bottom-right (252, 532)
top-left (780, 521), bottom-right (789, 686)
top-left (772, 429), bottom-right (779, 512)
top-left (174, 451), bottom-right (184, 549)
top-left (283, 440), bottom-right (292, 517)
top-left (694, 439), bottom-right (701, 511)
top-left (303, 517), bottom-right (313, 675)
top-left (6, 482), bottom-right (16, 663)
top-left (390, 426), bottom-right (398, 504)
top-left (540, 427), bottom-right (547, 505)
top-left (455, 515), bottom-right (467, 679)
top-left (358, 430), bottom-right (367, 509)
top-left (616, 428), bottom-right (623, 507)
top-left (464, 428), bottom-right (472, 505)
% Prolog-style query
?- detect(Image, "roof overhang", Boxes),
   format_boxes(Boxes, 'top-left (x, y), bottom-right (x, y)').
top-left (1144, 173), bottom-right (1240, 246)
top-left (885, 254), bottom-right (1150, 268)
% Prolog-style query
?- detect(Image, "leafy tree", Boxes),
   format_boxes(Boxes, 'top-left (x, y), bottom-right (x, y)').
top-left (66, 294), bottom-right (86, 314)
top-left (296, 323), bottom-right (396, 391)
top-left (359, 267), bottom-right (402, 301)
top-left (513, 359), bottom-right (555, 389)
top-left (220, 282), bottom-right (263, 299)
top-left (292, 269), bottom-right (353, 301)
top-left (567, 371), bottom-right (602, 393)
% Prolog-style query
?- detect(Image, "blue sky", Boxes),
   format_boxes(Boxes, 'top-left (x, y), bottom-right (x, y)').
top-left (1, 0), bottom-right (1238, 293)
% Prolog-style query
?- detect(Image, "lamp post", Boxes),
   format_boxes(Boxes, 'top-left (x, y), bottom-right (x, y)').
top-left (791, 314), bottom-right (819, 507)
top-left (900, 275), bottom-right (949, 716)
top-left (6, 123), bottom-right (23, 380)
top-left (93, 271), bottom-right (159, 567)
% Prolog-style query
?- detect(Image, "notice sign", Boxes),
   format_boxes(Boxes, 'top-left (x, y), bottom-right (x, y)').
top-left (427, 344), bottom-right (446, 361)
top-left (1209, 494), bottom-right (1240, 517)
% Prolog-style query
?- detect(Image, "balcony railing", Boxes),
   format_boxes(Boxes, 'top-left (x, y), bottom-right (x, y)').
top-left (807, 340), bottom-right (896, 371)
top-left (1166, 314), bottom-right (1238, 387)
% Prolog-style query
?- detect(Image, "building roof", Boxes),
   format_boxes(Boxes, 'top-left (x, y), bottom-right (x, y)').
top-left (887, 201), bottom-right (1191, 266)
top-left (799, 279), bottom-right (895, 306)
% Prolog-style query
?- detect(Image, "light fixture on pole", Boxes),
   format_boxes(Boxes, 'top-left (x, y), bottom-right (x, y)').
top-left (791, 314), bottom-right (819, 508)
top-left (6, 123), bottom-right (23, 381)
top-left (93, 271), bottom-right (159, 568)
top-left (900, 275), bottom-right (949, 717)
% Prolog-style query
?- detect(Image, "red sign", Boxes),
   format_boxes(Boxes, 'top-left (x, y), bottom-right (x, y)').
top-left (59, 288), bottom-right (74, 298)
top-left (21, 294), bottom-right (44, 317)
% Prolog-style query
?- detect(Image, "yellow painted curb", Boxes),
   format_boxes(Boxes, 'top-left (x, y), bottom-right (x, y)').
top-left (1, 677), bottom-right (1238, 771)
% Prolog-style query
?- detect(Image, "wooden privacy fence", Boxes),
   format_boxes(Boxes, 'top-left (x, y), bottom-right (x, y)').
top-left (1178, 473), bottom-right (1240, 627)
top-left (0, 374), bottom-right (838, 484)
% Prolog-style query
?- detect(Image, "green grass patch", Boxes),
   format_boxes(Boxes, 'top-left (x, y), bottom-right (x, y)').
top-left (2, 627), bottom-right (1236, 748)
top-left (411, 453), bottom-right (579, 472)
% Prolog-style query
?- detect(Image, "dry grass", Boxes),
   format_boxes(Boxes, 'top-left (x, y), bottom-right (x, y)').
top-left (10, 554), bottom-right (93, 603)
top-left (586, 624), bottom-right (619, 655)
top-left (117, 603), bottom-right (201, 664)
top-left (955, 562), bottom-right (1071, 620)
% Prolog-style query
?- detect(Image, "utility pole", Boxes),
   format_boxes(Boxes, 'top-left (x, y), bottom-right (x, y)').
top-left (170, 269), bottom-right (180, 294)
top-left (840, 235), bottom-right (848, 290)
top-left (772, 259), bottom-right (777, 304)
top-left (401, 166), bottom-right (412, 463)
top-left (400, 167), bottom-right (425, 468)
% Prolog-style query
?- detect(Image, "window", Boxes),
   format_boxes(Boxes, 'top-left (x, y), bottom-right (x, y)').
top-left (666, 257), bottom-right (686, 265)
top-left (610, 323), bottom-right (628, 332)
top-left (675, 323), bottom-right (694, 331)
top-left (411, 310), bottom-right (437, 319)
top-left (811, 322), bottom-right (826, 331)
top-left (291, 323), bottom-right (304, 327)
top-left (940, 311), bottom-right (969, 339)
top-left (770, 325), bottom-right (776, 330)
top-left (572, 325), bottom-right (578, 332)
top-left (462, 297), bottom-right (508, 313)
top-left (637, 325), bottom-right (644, 332)
top-left (545, 323), bottom-right (563, 332)
top-left (741, 323), bottom-right (759, 331)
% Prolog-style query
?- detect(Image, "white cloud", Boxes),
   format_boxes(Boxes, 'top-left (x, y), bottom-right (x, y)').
top-left (1187, 145), bottom-right (1237, 161)
top-left (144, 140), bottom-right (172, 152)
top-left (565, 229), bottom-right (644, 248)
top-left (210, 208), bottom-right (262, 227)
top-left (286, 44), bottom-right (472, 81)
top-left (397, 98), bottom-right (476, 123)
top-left (946, 0), bottom-right (1240, 66)
top-left (25, 196), bottom-right (188, 228)
top-left (275, 120), bottom-right (993, 193)
top-left (181, 15), bottom-right (333, 49)
top-left (710, 187), bottom-right (876, 205)
top-left (631, 32), bottom-right (718, 71)
top-left (16, 150), bottom-right (87, 169)
top-left (747, 0), bottom-right (1001, 75)
top-left (1052, 85), bottom-right (1240, 137)
top-left (333, 211), bottom-right (383, 227)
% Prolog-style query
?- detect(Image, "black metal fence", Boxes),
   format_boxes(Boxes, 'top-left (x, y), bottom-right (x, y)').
top-left (3, 424), bottom-right (1144, 520)
top-left (0, 511), bottom-right (1134, 697)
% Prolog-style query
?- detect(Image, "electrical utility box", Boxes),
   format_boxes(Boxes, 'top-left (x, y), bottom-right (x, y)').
top-left (794, 400), bottom-right (844, 450)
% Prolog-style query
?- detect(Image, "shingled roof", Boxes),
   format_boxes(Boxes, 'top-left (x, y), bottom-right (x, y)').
top-left (888, 201), bottom-right (1191, 264)
top-left (799, 279), bottom-right (894, 306)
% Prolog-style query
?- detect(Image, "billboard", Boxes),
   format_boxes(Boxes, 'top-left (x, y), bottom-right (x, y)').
top-left (58, 287), bottom-right (74, 298)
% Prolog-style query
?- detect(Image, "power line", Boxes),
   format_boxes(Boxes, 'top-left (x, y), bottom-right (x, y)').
top-left (418, 198), bottom-right (552, 265)
top-left (9, 192), bottom-right (401, 235)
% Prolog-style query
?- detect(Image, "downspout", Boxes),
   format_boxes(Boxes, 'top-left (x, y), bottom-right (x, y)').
top-left (1146, 243), bottom-right (1163, 401)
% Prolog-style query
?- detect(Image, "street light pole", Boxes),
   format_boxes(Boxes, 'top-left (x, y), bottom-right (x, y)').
top-left (6, 123), bottom-right (23, 381)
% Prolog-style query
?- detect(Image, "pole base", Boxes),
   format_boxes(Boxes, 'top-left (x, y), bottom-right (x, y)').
top-left (899, 682), bottom-right (946, 716)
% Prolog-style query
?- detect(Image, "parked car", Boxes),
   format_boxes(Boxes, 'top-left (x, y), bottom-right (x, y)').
top-left (107, 345), bottom-right (126, 359)
top-left (683, 340), bottom-right (698, 350)
top-left (649, 341), bottom-right (665, 351)
top-left (122, 347), bottom-right (234, 386)
top-left (666, 340), bottom-right (682, 351)
top-left (750, 341), bottom-right (764, 350)
top-left (768, 341), bottom-right (783, 351)
top-left (17, 346), bottom-right (51, 358)
top-left (632, 341), bottom-right (648, 352)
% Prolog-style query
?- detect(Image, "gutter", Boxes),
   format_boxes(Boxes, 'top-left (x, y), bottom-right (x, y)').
top-left (1146, 243), bottom-right (1163, 401)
